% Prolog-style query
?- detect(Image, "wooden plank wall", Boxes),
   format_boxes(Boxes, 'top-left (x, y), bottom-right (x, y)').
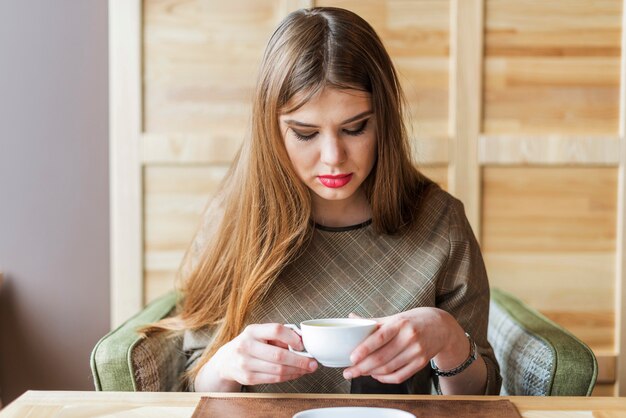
top-left (481, 0), bottom-right (622, 395)
top-left (110, 0), bottom-right (625, 395)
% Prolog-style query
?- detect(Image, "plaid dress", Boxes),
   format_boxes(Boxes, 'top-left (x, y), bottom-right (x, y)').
top-left (183, 181), bottom-right (502, 394)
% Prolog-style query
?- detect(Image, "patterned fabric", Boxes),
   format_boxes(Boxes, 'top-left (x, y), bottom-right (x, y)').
top-left (183, 180), bottom-right (502, 394)
top-left (488, 301), bottom-right (553, 396)
top-left (132, 333), bottom-right (186, 391)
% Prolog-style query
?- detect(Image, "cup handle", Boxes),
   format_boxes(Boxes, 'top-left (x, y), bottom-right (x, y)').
top-left (284, 324), bottom-right (314, 358)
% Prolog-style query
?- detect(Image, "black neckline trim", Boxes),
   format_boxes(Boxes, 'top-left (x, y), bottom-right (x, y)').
top-left (314, 219), bottom-right (372, 232)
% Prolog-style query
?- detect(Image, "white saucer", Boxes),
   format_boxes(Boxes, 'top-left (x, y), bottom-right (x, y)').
top-left (293, 407), bottom-right (416, 418)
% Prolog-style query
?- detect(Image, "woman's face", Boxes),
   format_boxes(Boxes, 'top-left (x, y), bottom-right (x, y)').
top-left (279, 87), bottom-right (377, 215)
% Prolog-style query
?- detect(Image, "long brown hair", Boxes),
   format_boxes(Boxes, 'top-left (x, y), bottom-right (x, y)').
top-left (149, 7), bottom-right (423, 383)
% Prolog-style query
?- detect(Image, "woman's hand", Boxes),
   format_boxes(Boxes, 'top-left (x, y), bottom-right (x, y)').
top-left (342, 308), bottom-right (469, 385)
top-left (194, 323), bottom-right (318, 392)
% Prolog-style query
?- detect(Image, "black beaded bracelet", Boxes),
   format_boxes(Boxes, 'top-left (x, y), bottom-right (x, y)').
top-left (430, 332), bottom-right (477, 377)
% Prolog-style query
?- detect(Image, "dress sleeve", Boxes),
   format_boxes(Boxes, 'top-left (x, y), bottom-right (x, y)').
top-left (182, 326), bottom-right (217, 391)
top-left (435, 197), bottom-right (502, 395)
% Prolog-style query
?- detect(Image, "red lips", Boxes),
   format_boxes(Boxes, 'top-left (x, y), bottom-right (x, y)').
top-left (318, 173), bottom-right (353, 188)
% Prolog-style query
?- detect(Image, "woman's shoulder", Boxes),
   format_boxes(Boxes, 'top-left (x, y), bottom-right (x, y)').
top-left (410, 173), bottom-right (471, 237)
top-left (414, 173), bottom-right (462, 213)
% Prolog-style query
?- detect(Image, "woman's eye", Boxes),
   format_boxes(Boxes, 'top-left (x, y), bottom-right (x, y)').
top-left (344, 119), bottom-right (369, 136)
top-left (293, 130), bottom-right (317, 141)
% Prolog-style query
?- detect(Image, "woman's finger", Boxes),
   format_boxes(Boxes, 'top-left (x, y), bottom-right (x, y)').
top-left (372, 358), bottom-right (428, 385)
top-left (366, 344), bottom-right (424, 377)
top-left (344, 334), bottom-right (406, 378)
top-left (244, 323), bottom-right (304, 351)
top-left (244, 356), bottom-right (315, 377)
top-left (233, 370), bottom-right (308, 386)
top-left (268, 339), bottom-right (289, 349)
top-left (246, 339), bottom-right (317, 372)
top-left (348, 320), bottom-right (403, 364)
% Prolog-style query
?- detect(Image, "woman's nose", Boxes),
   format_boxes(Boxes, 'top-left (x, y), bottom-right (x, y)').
top-left (320, 134), bottom-right (347, 166)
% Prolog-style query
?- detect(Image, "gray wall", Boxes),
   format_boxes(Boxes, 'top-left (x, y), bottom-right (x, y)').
top-left (0, 1), bottom-right (109, 404)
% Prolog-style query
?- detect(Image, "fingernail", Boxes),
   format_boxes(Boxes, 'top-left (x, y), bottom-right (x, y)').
top-left (308, 361), bottom-right (317, 370)
top-left (343, 371), bottom-right (352, 379)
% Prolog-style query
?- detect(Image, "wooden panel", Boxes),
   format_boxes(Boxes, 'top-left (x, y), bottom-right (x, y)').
top-left (479, 135), bottom-right (620, 165)
top-left (542, 311), bottom-right (614, 353)
top-left (616, 0), bottom-right (626, 395)
top-left (143, 0), bottom-right (284, 134)
top-left (316, 0), bottom-right (450, 136)
top-left (141, 133), bottom-right (242, 164)
top-left (109, 0), bottom-right (143, 328)
top-left (483, 166), bottom-right (617, 356)
top-left (144, 165), bottom-right (229, 302)
top-left (419, 165), bottom-right (448, 191)
top-left (486, 252), bottom-right (614, 312)
top-left (617, 162), bottom-right (626, 392)
top-left (484, 0), bottom-right (622, 135)
top-left (482, 167), bottom-right (617, 253)
top-left (283, 0), bottom-right (314, 12)
top-left (144, 165), bottom-right (228, 251)
top-left (595, 352), bottom-right (617, 384)
top-left (593, 383), bottom-right (616, 396)
top-left (449, 0), bottom-right (483, 234)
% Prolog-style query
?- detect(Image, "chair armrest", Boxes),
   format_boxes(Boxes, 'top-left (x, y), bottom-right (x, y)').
top-left (490, 288), bottom-right (598, 396)
top-left (90, 291), bottom-right (182, 391)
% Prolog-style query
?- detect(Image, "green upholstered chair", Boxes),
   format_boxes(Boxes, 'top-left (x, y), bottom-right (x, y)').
top-left (90, 291), bottom-right (185, 391)
top-left (91, 288), bottom-right (598, 395)
top-left (488, 288), bottom-right (597, 396)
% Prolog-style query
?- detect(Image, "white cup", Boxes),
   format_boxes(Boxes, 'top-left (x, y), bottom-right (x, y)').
top-left (284, 318), bottom-right (377, 367)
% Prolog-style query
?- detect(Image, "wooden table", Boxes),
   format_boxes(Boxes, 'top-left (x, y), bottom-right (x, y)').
top-left (1, 391), bottom-right (626, 417)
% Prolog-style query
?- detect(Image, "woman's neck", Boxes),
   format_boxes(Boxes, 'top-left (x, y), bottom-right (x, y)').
top-left (311, 190), bottom-right (372, 228)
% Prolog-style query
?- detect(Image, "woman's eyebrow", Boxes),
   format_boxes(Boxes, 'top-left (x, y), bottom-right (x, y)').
top-left (283, 110), bottom-right (373, 128)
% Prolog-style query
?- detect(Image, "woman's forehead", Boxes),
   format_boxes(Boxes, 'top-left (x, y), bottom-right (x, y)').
top-left (280, 87), bottom-right (372, 118)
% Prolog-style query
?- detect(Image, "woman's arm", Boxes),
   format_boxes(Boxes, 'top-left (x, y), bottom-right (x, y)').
top-left (427, 310), bottom-right (487, 395)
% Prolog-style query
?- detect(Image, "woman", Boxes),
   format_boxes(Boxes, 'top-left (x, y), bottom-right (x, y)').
top-left (155, 7), bottom-right (501, 395)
